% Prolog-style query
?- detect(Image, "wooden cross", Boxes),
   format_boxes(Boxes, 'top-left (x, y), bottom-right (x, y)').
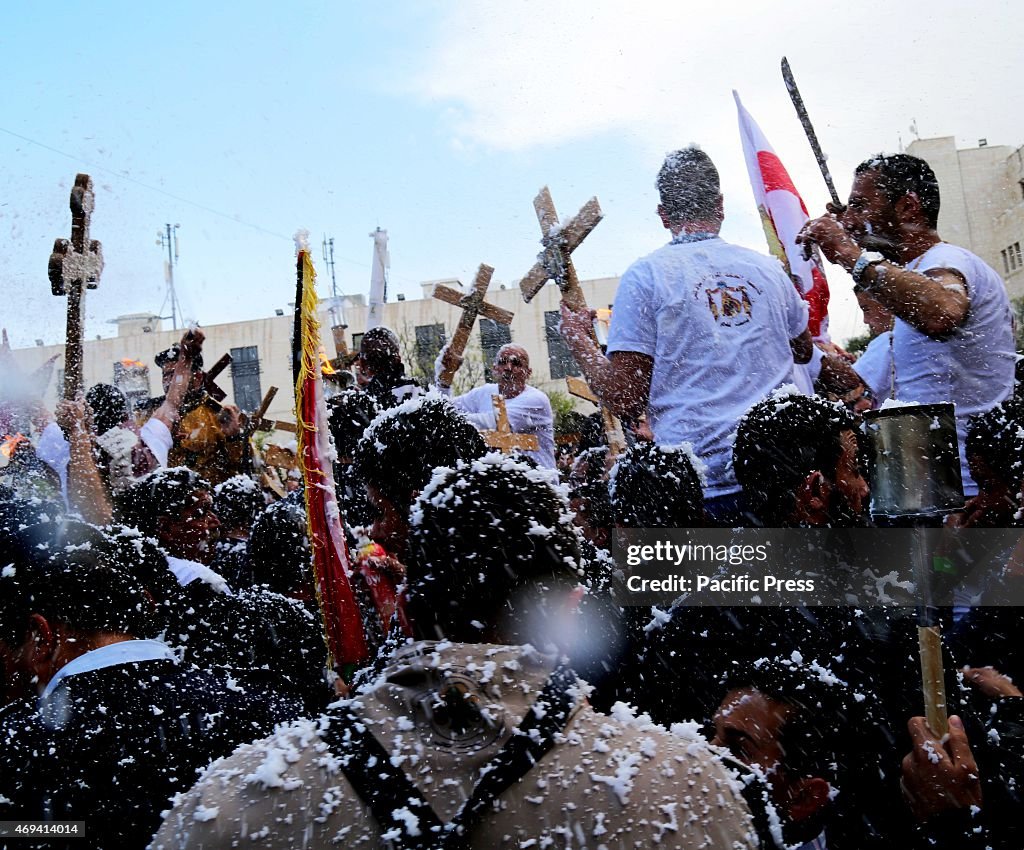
top-left (566, 376), bottom-right (627, 459)
top-left (518, 187), bottom-right (602, 309)
top-left (245, 387), bottom-right (298, 434)
top-left (204, 351), bottom-right (232, 402)
top-left (481, 395), bottom-right (539, 455)
top-left (432, 264), bottom-right (514, 386)
top-left (48, 174), bottom-right (104, 399)
top-left (208, 386), bottom-right (297, 434)
top-left (330, 324), bottom-right (358, 371)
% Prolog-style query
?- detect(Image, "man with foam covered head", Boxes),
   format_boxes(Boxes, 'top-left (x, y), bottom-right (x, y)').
top-left (356, 326), bottom-right (424, 410)
top-left (351, 394), bottom-right (486, 561)
top-left (733, 388), bottom-right (869, 528)
top-left (0, 542), bottom-right (294, 849)
top-left (560, 146), bottom-right (812, 525)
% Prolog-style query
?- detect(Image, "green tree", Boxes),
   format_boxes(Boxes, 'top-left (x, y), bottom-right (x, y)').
top-left (843, 332), bottom-right (873, 356)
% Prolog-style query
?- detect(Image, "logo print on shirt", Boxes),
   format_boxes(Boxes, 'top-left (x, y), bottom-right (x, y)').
top-left (706, 284), bottom-right (753, 326)
top-left (694, 272), bottom-right (762, 328)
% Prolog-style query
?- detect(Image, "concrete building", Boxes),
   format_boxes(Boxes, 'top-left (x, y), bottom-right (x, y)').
top-left (906, 136), bottom-right (1024, 299)
top-left (9, 277), bottom-right (620, 431)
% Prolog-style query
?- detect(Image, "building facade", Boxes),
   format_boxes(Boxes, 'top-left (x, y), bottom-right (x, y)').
top-left (906, 136), bottom-right (1024, 299)
top-left (11, 277), bottom-right (620, 432)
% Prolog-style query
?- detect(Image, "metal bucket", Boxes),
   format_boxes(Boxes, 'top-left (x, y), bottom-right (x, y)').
top-left (863, 402), bottom-right (964, 519)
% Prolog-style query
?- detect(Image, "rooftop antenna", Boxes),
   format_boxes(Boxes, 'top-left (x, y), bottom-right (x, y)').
top-left (156, 223), bottom-right (182, 330)
top-left (322, 233), bottom-right (346, 331)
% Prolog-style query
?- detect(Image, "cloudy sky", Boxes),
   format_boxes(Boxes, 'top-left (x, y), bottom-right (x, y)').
top-left (1, 0), bottom-right (1021, 350)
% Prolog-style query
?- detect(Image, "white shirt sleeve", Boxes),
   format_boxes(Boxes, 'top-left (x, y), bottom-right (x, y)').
top-left (852, 332), bottom-right (894, 400)
top-left (35, 421), bottom-right (71, 507)
top-left (606, 262), bottom-right (657, 357)
top-left (140, 417), bottom-right (173, 468)
top-left (804, 343), bottom-right (824, 384)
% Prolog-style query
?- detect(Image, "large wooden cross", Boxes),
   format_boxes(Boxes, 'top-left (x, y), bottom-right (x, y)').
top-left (48, 174), bottom-right (103, 399)
top-left (432, 264), bottom-right (513, 386)
top-left (519, 187), bottom-right (602, 309)
top-left (481, 395), bottom-right (539, 455)
top-left (566, 376), bottom-right (627, 459)
top-left (516, 187), bottom-right (625, 458)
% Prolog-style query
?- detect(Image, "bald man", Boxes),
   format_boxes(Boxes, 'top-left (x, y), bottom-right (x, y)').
top-left (436, 344), bottom-right (555, 468)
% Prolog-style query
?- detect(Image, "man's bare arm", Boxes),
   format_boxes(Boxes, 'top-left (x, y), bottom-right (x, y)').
top-left (56, 399), bottom-right (113, 526)
top-left (152, 329), bottom-right (205, 429)
top-left (790, 329), bottom-right (813, 364)
top-left (559, 303), bottom-right (653, 421)
top-left (798, 216), bottom-right (969, 337)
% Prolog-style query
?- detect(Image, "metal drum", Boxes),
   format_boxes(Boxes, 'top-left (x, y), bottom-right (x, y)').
top-left (863, 402), bottom-right (964, 519)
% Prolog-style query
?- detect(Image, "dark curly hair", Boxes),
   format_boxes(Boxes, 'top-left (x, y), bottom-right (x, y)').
top-left (855, 153), bottom-right (940, 229)
top-left (734, 391), bottom-right (860, 526)
top-left (327, 389), bottom-right (381, 461)
top-left (352, 395), bottom-right (486, 509)
top-left (114, 467), bottom-right (212, 535)
top-left (610, 442), bottom-right (705, 527)
top-left (213, 474), bottom-right (264, 532)
top-left (405, 454), bottom-right (581, 642)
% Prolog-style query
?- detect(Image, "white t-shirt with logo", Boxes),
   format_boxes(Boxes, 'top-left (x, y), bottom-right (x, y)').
top-left (607, 236), bottom-right (808, 497)
top-left (892, 243), bottom-right (1015, 495)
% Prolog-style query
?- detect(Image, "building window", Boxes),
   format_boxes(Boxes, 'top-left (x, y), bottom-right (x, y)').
top-left (544, 310), bottom-right (581, 380)
top-left (1008, 243), bottom-right (1021, 273)
top-left (479, 318), bottom-right (512, 382)
top-left (351, 332), bottom-right (364, 353)
top-left (113, 359), bottom-right (151, 413)
top-left (414, 323), bottom-right (446, 379)
top-left (1003, 249), bottom-right (1011, 274)
top-left (230, 346), bottom-right (262, 412)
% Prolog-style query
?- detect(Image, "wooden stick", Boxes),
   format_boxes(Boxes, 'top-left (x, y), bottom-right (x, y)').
top-left (918, 625), bottom-right (949, 737)
top-left (781, 57), bottom-right (842, 208)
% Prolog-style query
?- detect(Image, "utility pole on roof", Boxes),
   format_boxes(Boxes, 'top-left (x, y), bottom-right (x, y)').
top-left (157, 223), bottom-right (181, 331)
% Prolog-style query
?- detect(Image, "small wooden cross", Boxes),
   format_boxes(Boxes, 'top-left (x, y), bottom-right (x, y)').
top-left (330, 324), bottom-right (359, 370)
top-left (204, 351), bottom-right (232, 402)
top-left (481, 394), bottom-right (539, 455)
top-left (245, 387), bottom-right (298, 434)
top-left (566, 376), bottom-right (627, 459)
top-left (433, 264), bottom-right (514, 386)
top-left (518, 187), bottom-right (602, 309)
top-left (48, 174), bottom-right (103, 399)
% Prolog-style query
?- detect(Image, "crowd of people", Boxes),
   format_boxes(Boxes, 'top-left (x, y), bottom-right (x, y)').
top-left (1, 147), bottom-right (1022, 849)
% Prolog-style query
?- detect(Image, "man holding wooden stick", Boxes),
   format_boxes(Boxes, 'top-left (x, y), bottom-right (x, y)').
top-left (560, 147), bottom-right (811, 524)
top-left (436, 343), bottom-right (555, 468)
top-left (798, 153), bottom-right (1015, 499)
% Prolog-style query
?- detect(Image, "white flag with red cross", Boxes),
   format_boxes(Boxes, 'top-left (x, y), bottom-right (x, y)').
top-left (734, 90), bottom-right (830, 340)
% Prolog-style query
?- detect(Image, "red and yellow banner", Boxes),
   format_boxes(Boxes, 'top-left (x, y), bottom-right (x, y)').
top-left (294, 248), bottom-right (368, 667)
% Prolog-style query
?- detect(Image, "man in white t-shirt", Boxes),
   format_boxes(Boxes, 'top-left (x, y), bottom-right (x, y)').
top-left (436, 343), bottom-right (555, 468)
top-left (799, 153), bottom-right (1015, 496)
top-left (560, 147), bottom-right (811, 523)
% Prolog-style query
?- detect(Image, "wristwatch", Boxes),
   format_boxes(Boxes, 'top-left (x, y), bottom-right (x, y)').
top-left (851, 250), bottom-right (886, 290)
